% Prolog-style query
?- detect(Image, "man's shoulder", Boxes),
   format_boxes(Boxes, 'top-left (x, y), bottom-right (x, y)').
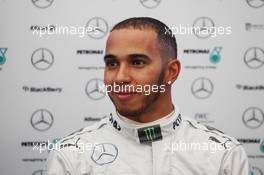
top-left (53, 117), bottom-right (110, 153)
top-left (169, 115), bottom-right (249, 174)
top-left (180, 115), bottom-right (241, 151)
top-left (47, 118), bottom-right (111, 174)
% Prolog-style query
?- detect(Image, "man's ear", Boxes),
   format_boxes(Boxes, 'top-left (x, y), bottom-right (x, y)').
top-left (165, 59), bottom-right (181, 85)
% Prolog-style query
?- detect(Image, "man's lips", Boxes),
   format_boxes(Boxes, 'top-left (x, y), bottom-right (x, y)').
top-left (113, 92), bottom-right (137, 100)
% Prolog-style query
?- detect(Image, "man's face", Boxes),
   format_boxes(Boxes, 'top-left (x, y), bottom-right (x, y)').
top-left (104, 28), bottom-right (166, 117)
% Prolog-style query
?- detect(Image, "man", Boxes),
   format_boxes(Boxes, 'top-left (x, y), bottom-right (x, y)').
top-left (47, 17), bottom-right (250, 175)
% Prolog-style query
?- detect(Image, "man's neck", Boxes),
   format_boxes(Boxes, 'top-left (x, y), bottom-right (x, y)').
top-left (117, 106), bottom-right (175, 125)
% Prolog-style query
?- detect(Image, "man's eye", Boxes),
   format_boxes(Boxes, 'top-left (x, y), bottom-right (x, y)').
top-left (132, 59), bottom-right (145, 66)
top-left (105, 61), bottom-right (118, 68)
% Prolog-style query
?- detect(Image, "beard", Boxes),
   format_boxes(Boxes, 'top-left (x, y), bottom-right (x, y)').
top-left (108, 69), bottom-right (165, 118)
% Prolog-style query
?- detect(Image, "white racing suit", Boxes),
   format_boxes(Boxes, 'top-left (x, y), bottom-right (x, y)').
top-left (47, 106), bottom-right (250, 175)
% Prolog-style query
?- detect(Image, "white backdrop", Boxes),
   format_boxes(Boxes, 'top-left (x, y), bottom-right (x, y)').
top-left (0, 0), bottom-right (264, 174)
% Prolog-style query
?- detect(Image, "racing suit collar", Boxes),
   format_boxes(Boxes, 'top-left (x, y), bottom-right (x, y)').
top-left (117, 108), bottom-right (175, 126)
top-left (108, 105), bottom-right (182, 144)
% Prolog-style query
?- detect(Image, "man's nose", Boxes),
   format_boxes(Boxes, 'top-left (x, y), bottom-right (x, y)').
top-left (115, 64), bottom-right (131, 84)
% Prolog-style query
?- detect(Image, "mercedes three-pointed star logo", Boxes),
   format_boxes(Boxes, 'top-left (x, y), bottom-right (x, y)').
top-left (246, 0), bottom-right (264, 8)
top-left (91, 143), bottom-right (118, 165)
top-left (85, 78), bottom-right (106, 100)
top-left (31, 109), bottom-right (54, 131)
top-left (139, 0), bottom-right (161, 9)
top-left (31, 48), bottom-right (54, 70)
top-left (244, 47), bottom-right (264, 69)
top-left (192, 17), bottom-right (215, 39)
top-left (32, 0), bottom-right (54, 9)
top-left (86, 17), bottom-right (108, 39)
top-left (242, 107), bottom-right (264, 129)
top-left (191, 77), bottom-right (214, 99)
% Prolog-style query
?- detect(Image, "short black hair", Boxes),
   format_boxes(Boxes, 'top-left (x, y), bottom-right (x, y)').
top-left (111, 17), bottom-right (177, 59)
